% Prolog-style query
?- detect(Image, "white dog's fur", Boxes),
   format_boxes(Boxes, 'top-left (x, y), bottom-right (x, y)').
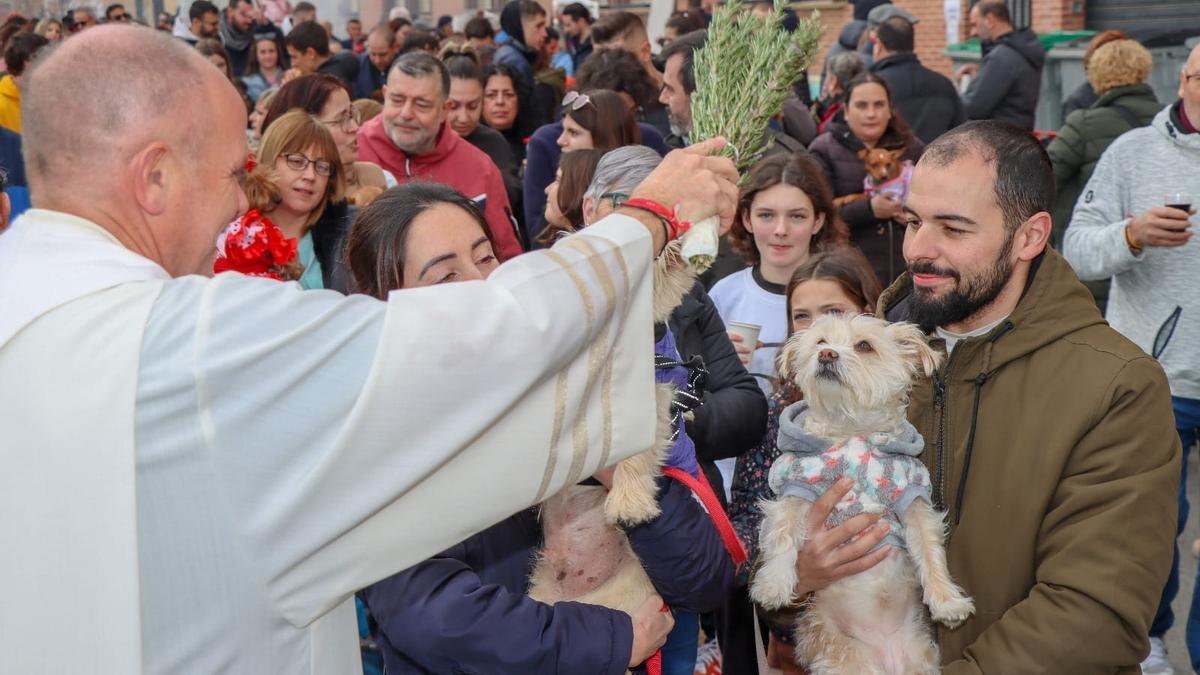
top-left (528, 240), bottom-right (696, 658)
top-left (750, 314), bottom-right (973, 675)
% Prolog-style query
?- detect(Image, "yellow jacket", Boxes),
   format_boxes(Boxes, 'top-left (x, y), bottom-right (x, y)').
top-left (0, 75), bottom-right (21, 134)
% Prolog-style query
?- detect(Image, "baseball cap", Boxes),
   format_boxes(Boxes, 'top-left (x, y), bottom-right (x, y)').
top-left (867, 4), bottom-right (919, 27)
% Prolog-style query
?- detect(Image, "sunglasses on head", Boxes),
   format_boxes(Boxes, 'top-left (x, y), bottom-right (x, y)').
top-left (561, 90), bottom-right (594, 111)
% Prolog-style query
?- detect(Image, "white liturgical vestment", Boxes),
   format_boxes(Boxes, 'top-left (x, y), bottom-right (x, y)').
top-left (0, 209), bottom-right (658, 673)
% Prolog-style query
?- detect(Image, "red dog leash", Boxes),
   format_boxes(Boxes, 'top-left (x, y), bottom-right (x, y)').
top-left (641, 468), bottom-right (748, 675)
top-left (662, 467), bottom-right (748, 566)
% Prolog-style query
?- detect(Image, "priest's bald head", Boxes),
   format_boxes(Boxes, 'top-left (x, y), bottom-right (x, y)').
top-left (23, 25), bottom-right (250, 276)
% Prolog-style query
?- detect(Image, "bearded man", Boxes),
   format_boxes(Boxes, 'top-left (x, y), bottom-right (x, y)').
top-left (791, 120), bottom-right (1180, 673)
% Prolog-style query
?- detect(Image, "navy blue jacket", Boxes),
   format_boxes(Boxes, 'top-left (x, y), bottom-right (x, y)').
top-left (360, 477), bottom-right (734, 674)
top-left (354, 52), bottom-right (389, 100)
top-left (522, 121), bottom-right (670, 247)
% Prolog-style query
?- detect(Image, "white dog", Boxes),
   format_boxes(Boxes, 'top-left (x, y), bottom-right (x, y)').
top-left (750, 314), bottom-right (973, 675)
top-left (529, 239), bottom-right (696, 622)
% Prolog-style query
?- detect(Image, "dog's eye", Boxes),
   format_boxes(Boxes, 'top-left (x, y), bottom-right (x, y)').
top-left (854, 340), bottom-right (873, 353)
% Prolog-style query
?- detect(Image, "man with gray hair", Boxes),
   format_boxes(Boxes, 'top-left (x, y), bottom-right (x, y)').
top-left (357, 51), bottom-right (522, 258)
top-left (0, 24), bottom-right (744, 674)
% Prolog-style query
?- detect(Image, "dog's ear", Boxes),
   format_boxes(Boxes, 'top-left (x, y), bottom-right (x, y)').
top-left (775, 332), bottom-right (804, 384)
top-left (857, 148), bottom-right (870, 161)
top-left (889, 321), bottom-right (942, 378)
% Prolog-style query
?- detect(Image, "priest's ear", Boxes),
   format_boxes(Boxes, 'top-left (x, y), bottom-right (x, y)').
top-left (129, 141), bottom-right (173, 216)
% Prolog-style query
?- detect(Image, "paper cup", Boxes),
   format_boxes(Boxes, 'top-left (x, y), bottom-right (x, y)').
top-left (727, 321), bottom-right (762, 350)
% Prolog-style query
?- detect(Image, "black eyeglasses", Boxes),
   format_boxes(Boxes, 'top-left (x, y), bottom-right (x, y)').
top-left (283, 153), bottom-right (333, 177)
top-left (320, 106), bottom-right (362, 133)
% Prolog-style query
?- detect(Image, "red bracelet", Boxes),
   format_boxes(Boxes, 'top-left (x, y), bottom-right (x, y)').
top-left (622, 198), bottom-right (692, 241)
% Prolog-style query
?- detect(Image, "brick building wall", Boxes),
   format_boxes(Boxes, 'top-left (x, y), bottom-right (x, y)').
top-left (793, 0), bottom-right (1081, 81)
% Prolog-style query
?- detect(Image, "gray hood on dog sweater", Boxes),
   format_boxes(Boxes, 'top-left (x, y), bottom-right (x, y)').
top-left (769, 401), bottom-right (931, 551)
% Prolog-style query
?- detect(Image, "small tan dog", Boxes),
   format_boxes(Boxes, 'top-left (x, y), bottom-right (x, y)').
top-left (750, 314), bottom-right (973, 675)
top-left (832, 147), bottom-right (908, 209)
top-left (528, 239), bottom-right (696, 629)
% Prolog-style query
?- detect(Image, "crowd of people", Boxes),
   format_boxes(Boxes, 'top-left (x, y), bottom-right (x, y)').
top-left (0, 0), bottom-right (1196, 674)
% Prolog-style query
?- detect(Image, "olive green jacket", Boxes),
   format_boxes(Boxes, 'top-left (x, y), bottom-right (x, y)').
top-left (879, 248), bottom-right (1180, 674)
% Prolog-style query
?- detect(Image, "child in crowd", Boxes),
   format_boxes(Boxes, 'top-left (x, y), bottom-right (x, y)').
top-left (727, 247), bottom-right (882, 673)
top-left (709, 152), bottom-right (848, 495)
top-left (538, 147), bottom-right (604, 243)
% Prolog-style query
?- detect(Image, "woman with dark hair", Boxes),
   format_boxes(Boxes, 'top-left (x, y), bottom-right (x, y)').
top-left (264, 73), bottom-right (390, 206)
top-left (481, 62), bottom-right (529, 164)
top-left (346, 182), bottom-right (733, 674)
top-left (241, 36), bottom-right (284, 103)
top-left (726, 246), bottom-right (882, 674)
top-left (539, 148), bottom-right (604, 245)
top-left (345, 183), bottom-right (500, 294)
top-left (808, 72), bottom-right (923, 285)
top-left (443, 46), bottom-right (522, 216)
top-left (557, 89), bottom-right (641, 152)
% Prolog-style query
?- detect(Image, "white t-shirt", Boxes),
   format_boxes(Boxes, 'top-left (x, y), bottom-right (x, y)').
top-left (708, 265), bottom-right (788, 497)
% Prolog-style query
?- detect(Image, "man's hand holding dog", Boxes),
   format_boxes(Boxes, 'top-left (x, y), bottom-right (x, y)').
top-left (628, 594), bottom-right (674, 668)
top-left (1128, 206), bottom-right (1194, 249)
top-left (793, 478), bottom-right (892, 597)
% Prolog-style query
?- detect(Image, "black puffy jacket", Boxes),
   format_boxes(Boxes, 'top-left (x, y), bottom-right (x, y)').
top-left (668, 282), bottom-right (768, 506)
top-left (808, 121), bottom-right (924, 285)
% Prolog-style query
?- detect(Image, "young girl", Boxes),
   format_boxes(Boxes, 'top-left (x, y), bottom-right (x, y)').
top-left (710, 152), bottom-right (848, 398)
top-left (539, 148), bottom-right (604, 244)
top-left (727, 247), bottom-right (882, 673)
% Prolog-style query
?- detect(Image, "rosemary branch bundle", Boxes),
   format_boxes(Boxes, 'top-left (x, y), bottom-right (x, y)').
top-left (680, 0), bottom-right (822, 269)
top-left (691, 0), bottom-right (823, 177)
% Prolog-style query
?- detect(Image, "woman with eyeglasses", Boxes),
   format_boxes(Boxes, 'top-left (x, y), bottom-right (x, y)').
top-left (264, 74), bottom-right (392, 207)
top-left (246, 110), bottom-right (346, 290)
top-left (558, 89), bottom-right (641, 153)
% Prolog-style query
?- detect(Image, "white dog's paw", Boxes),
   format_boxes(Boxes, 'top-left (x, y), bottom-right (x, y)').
top-left (749, 563), bottom-right (801, 610)
top-left (604, 469), bottom-right (661, 525)
top-left (928, 591), bottom-right (974, 628)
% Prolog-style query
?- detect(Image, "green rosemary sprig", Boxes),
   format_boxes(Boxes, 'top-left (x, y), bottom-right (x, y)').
top-left (690, 0), bottom-right (823, 181)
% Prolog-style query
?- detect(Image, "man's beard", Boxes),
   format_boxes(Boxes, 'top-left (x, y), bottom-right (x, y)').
top-left (387, 123), bottom-right (438, 156)
top-left (667, 110), bottom-right (691, 140)
top-left (906, 232), bottom-right (1015, 334)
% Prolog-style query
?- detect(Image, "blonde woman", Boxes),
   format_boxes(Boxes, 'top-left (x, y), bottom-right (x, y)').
top-left (246, 110), bottom-right (348, 290)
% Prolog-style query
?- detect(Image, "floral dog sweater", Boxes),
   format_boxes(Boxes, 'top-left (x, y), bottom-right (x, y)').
top-left (767, 401), bottom-right (931, 552)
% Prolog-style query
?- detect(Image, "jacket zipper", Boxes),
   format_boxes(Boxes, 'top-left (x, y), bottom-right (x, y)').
top-left (931, 349), bottom-right (957, 513)
top-left (933, 375), bottom-right (947, 511)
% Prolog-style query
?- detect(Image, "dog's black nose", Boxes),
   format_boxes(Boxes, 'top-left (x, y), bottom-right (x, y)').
top-left (818, 348), bottom-right (839, 363)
